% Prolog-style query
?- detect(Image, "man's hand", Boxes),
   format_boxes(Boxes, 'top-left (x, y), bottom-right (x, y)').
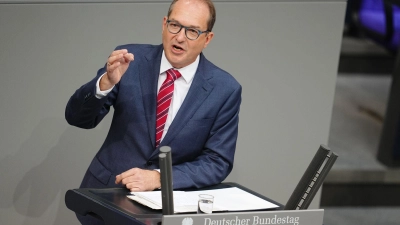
top-left (115, 168), bottom-right (161, 191)
top-left (100, 49), bottom-right (134, 91)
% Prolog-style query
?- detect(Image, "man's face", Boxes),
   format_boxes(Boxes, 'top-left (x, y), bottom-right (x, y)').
top-left (162, 0), bottom-right (214, 69)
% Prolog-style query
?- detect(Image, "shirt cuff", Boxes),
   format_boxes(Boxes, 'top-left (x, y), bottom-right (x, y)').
top-left (95, 73), bottom-right (114, 99)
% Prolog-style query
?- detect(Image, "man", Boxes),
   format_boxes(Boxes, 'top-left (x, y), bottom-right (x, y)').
top-left (66, 0), bottom-right (241, 223)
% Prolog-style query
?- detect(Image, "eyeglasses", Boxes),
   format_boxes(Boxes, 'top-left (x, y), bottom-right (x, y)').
top-left (166, 20), bottom-right (210, 40)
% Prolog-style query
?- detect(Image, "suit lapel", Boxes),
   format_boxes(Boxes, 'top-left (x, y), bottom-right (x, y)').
top-left (139, 45), bottom-right (163, 149)
top-left (154, 54), bottom-right (214, 154)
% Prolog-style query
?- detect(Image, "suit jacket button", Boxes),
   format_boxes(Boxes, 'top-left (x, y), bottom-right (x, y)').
top-left (146, 161), bottom-right (153, 166)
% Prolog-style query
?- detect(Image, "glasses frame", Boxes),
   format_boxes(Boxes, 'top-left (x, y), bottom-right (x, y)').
top-left (166, 20), bottom-right (210, 40)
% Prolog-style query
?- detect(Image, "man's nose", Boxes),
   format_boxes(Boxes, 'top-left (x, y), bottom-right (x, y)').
top-left (175, 28), bottom-right (186, 42)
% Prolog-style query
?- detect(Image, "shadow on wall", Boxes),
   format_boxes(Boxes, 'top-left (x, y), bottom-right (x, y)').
top-left (0, 117), bottom-right (106, 225)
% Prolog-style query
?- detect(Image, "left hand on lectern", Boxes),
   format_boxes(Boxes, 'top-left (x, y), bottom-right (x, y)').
top-left (115, 168), bottom-right (161, 191)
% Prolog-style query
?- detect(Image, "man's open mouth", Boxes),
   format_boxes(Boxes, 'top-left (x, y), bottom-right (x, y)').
top-left (173, 45), bottom-right (184, 51)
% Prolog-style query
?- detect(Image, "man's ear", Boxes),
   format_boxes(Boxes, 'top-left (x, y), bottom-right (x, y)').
top-left (203, 32), bottom-right (214, 48)
top-left (162, 16), bottom-right (168, 33)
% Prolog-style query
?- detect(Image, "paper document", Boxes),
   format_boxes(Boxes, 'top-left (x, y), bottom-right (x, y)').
top-left (128, 187), bottom-right (279, 213)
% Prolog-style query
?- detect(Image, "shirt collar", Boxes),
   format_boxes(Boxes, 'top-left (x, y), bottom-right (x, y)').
top-left (160, 51), bottom-right (199, 84)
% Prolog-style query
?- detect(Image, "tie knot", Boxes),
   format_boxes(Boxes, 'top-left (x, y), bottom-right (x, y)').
top-left (166, 69), bottom-right (182, 81)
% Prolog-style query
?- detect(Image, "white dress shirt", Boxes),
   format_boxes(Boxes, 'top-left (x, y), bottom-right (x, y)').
top-left (96, 51), bottom-right (199, 142)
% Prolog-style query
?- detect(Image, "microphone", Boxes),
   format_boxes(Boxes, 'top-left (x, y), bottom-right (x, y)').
top-left (159, 146), bottom-right (174, 215)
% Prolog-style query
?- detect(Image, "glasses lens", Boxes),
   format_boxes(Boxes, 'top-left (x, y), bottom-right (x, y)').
top-left (168, 21), bottom-right (181, 33)
top-left (186, 28), bottom-right (199, 40)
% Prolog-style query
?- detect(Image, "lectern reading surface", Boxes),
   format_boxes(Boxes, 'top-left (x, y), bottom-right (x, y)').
top-left (65, 183), bottom-right (283, 225)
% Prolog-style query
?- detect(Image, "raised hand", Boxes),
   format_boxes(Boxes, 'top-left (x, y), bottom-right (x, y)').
top-left (100, 49), bottom-right (134, 90)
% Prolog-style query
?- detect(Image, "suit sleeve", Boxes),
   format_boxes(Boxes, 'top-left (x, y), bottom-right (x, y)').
top-left (171, 85), bottom-right (242, 189)
top-left (65, 66), bottom-right (118, 129)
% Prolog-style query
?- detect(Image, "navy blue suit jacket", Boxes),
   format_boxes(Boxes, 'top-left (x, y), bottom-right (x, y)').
top-left (66, 44), bottom-right (242, 189)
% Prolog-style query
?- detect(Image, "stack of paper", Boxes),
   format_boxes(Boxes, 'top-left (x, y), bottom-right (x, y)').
top-left (128, 187), bottom-right (279, 213)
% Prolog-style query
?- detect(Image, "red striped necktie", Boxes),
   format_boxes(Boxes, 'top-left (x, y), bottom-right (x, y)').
top-left (155, 69), bottom-right (182, 147)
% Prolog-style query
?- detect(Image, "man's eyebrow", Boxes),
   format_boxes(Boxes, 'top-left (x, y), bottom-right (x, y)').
top-left (169, 19), bottom-right (202, 29)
